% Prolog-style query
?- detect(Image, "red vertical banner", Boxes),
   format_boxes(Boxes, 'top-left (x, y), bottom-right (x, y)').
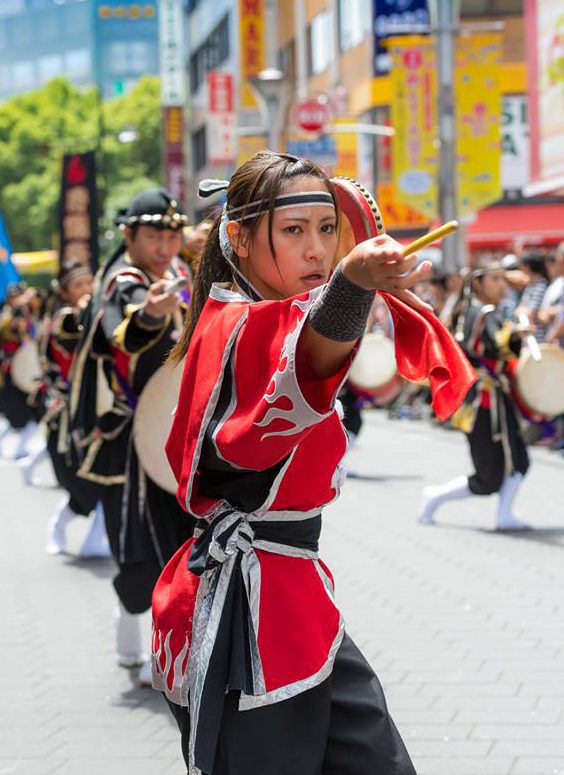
top-left (163, 106), bottom-right (186, 206)
top-left (207, 72), bottom-right (236, 165)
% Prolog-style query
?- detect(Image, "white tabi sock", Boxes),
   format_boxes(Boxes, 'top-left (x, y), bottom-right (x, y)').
top-left (14, 421), bottom-right (38, 460)
top-left (115, 601), bottom-right (145, 668)
top-left (0, 421), bottom-right (13, 456)
top-left (46, 495), bottom-right (78, 555)
top-left (496, 473), bottom-right (530, 531)
top-left (419, 475), bottom-right (471, 524)
top-left (79, 502), bottom-right (112, 558)
top-left (19, 444), bottom-right (48, 486)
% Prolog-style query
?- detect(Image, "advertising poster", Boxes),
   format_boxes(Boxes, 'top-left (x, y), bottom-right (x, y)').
top-left (455, 34), bottom-right (502, 216)
top-left (526, 0), bottom-right (564, 193)
top-left (389, 36), bottom-right (437, 218)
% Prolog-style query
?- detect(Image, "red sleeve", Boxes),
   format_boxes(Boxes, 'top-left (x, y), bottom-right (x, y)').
top-left (381, 292), bottom-right (477, 421)
top-left (212, 293), bottom-right (347, 471)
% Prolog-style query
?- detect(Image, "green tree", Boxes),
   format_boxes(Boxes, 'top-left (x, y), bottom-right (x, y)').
top-left (0, 76), bottom-right (163, 254)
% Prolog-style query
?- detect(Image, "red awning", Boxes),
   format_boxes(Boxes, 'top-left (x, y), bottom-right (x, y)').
top-left (467, 203), bottom-right (564, 249)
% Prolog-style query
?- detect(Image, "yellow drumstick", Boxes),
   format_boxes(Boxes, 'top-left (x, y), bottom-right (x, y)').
top-left (403, 220), bottom-right (459, 257)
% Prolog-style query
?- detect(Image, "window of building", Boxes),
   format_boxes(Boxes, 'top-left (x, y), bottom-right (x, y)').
top-left (13, 60), bottom-right (36, 88)
top-left (309, 10), bottom-right (333, 76)
top-left (0, 0), bottom-right (24, 19)
top-left (461, 0), bottom-right (523, 15)
top-left (63, 1), bottom-right (90, 34)
top-left (64, 48), bottom-right (91, 78)
top-left (10, 14), bottom-right (32, 46)
top-left (189, 13), bottom-right (230, 93)
top-left (0, 65), bottom-right (13, 91)
top-left (129, 41), bottom-right (151, 73)
top-left (36, 9), bottom-right (59, 42)
top-left (278, 39), bottom-right (296, 81)
top-left (338, 0), bottom-right (370, 52)
top-left (38, 54), bottom-right (62, 83)
top-left (192, 126), bottom-right (207, 171)
top-left (106, 42), bottom-right (129, 73)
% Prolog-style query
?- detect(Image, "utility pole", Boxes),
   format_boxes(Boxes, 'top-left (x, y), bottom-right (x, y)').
top-left (430, 0), bottom-right (461, 272)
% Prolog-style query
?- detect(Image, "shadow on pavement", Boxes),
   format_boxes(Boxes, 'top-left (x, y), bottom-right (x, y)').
top-left (62, 555), bottom-right (116, 579)
top-left (433, 522), bottom-right (564, 550)
top-left (495, 526), bottom-right (564, 550)
top-left (347, 473), bottom-right (424, 482)
top-left (117, 681), bottom-right (173, 718)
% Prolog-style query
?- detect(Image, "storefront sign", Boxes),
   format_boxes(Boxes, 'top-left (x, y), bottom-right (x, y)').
top-left (501, 95), bottom-right (530, 192)
top-left (373, 0), bottom-right (430, 75)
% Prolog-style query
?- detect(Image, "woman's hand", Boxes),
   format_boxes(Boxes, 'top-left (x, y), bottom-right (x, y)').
top-left (340, 235), bottom-right (434, 313)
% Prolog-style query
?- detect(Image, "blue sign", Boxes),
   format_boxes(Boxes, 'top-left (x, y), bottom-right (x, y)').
top-left (373, 0), bottom-right (430, 75)
top-left (287, 137), bottom-right (337, 169)
top-left (0, 211), bottom-right (20, 304)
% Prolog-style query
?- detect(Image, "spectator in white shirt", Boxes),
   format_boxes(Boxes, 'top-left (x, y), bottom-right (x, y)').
top-left (515, 251), bottom-right (550, 341)
top-left (538, 241), bottom-right (564, 332)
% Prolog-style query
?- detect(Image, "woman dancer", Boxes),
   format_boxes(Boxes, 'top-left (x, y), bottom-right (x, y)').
top-left (151, 152), bottom-right (474, 775)
top-left (420, 260), bottom-right (530, 530)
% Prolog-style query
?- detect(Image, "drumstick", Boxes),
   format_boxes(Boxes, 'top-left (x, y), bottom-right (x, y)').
top-left (518, 313), bottom-right (542, 362)
top-left (403, 221), bottom-right (459, 257)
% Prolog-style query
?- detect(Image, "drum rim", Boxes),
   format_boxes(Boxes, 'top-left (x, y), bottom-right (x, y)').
top-left (515, 344), bottom-right (564, 417)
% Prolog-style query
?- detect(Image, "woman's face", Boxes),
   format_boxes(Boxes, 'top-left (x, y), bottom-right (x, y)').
top-left (475, 270), bottom-right (506, 306)
top-left (228, 176), bottom-right (338, 300)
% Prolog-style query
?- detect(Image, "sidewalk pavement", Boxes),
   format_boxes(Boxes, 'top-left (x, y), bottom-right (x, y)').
top-left (1, 413), bottom-right (563, 775)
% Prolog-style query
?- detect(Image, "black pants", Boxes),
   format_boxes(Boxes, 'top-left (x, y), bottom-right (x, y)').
top-left (167, 634), bottom-right (416, 775)
top-left (467, 402), bottom-right (529, 495)
top-left (103, 472), bottom-right (195, 614)
top-left (340, 386), bottom-right (363, 438)
top-left (0, 376), bottom-right (35, 429)
top-left (47, 429), bottom-right (100, 516)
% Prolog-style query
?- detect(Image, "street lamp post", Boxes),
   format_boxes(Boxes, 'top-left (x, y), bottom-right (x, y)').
top-left (429, 0), bottom-right (461, 272)
top-left (248, 68), bottom-right (290, 152)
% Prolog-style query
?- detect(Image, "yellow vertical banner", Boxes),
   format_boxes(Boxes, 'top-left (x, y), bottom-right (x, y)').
top-left (239, 0), bottom-right (265, 110)
top-left (333, 118), bottom-right (358, 178)
top-left (389, 36), bottom-right (438, 219)
top-left (455, 34), bottom-right (502, 216)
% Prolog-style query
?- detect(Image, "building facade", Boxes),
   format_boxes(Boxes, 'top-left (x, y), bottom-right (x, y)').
top-left (0, 0), bottom-right (159, 102)
top-left (184, 0), bottom-right (562, 254)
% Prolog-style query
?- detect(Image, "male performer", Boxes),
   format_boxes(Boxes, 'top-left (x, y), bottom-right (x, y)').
top-left (72, 189), bottom-right (195, 684)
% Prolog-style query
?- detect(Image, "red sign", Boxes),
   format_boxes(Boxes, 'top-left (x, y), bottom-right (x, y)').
top-left (294, 97), bottom-right (331, 133)
top-left (208, 72), bottom-right (234, 113)
top-left (207, 72), bottom-right (236, 164)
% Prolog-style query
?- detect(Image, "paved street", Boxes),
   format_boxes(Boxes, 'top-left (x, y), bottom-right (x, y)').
top-left (1, 412), bottom-right (563, 775)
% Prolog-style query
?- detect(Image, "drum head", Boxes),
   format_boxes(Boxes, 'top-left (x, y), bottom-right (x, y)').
top-left (516, 344), bottom-right (564, 418)
top-left (133, 361), bottom-right (184, 494)
top-left (11, 342), bottom-right (42, 393)
top-left (349, 333), bottom-right (397, 393)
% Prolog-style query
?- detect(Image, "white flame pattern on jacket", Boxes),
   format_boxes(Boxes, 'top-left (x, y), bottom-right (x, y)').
top-left (255, 296), bottom-right (329, 442)
top-left (152, 628), bottom-right (191, 705)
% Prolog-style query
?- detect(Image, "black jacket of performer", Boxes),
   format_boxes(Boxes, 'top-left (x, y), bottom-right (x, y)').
top-left (452, 300), bottom-right (529, 495)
